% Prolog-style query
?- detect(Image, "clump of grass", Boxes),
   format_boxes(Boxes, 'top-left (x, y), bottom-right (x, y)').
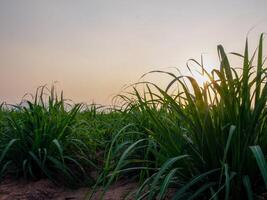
top-left (0, 86), bottom-right (95, 186)
top-left (100, 34), bottom-right (267, 199)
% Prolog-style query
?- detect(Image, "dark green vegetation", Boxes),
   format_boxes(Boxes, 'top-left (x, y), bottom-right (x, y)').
top-left (0, 87), bottom-right (97, 186)
top-left (1, 34), bottom-right (267, 199)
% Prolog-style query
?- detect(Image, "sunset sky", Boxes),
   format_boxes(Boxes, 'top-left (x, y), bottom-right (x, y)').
top-left (0, 0), bottom-right (267, 105)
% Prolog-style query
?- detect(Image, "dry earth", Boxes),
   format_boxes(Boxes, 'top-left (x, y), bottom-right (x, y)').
top-left (0, 178), bottom-right (137, 200)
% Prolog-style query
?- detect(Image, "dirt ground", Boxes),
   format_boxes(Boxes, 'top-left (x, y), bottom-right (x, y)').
top-left (0, 178), bottom-right (137, 200)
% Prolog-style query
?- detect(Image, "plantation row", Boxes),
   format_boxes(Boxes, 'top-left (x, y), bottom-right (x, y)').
top-left (1, 35), bottom-right (267, 199)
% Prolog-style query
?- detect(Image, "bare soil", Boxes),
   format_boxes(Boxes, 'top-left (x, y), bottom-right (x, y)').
top-left (0, 178), bottom-right (137, 200)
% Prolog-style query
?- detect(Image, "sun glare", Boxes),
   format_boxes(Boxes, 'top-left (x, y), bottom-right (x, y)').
top-left (188, 57), bottom-right (217, 87)
top-left (194, 72), bottom-right (210, 86)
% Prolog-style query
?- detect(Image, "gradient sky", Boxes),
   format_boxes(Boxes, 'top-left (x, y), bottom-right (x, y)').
top-left (0, 0), bottom-right (267, 105)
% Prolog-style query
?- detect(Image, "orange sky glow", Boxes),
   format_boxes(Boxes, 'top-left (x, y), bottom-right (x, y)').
top-left (0, 0), bottom-right (267, 105)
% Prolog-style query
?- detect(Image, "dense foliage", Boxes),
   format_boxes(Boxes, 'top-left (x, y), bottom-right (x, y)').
top-left (97, 34), bottom-right (267, 199)
top-left (0, 86), bottom-right (96, 186)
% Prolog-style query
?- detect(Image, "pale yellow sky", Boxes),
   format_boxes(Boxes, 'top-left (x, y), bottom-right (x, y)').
top-left (0, 0), bottom-right (267, 105)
